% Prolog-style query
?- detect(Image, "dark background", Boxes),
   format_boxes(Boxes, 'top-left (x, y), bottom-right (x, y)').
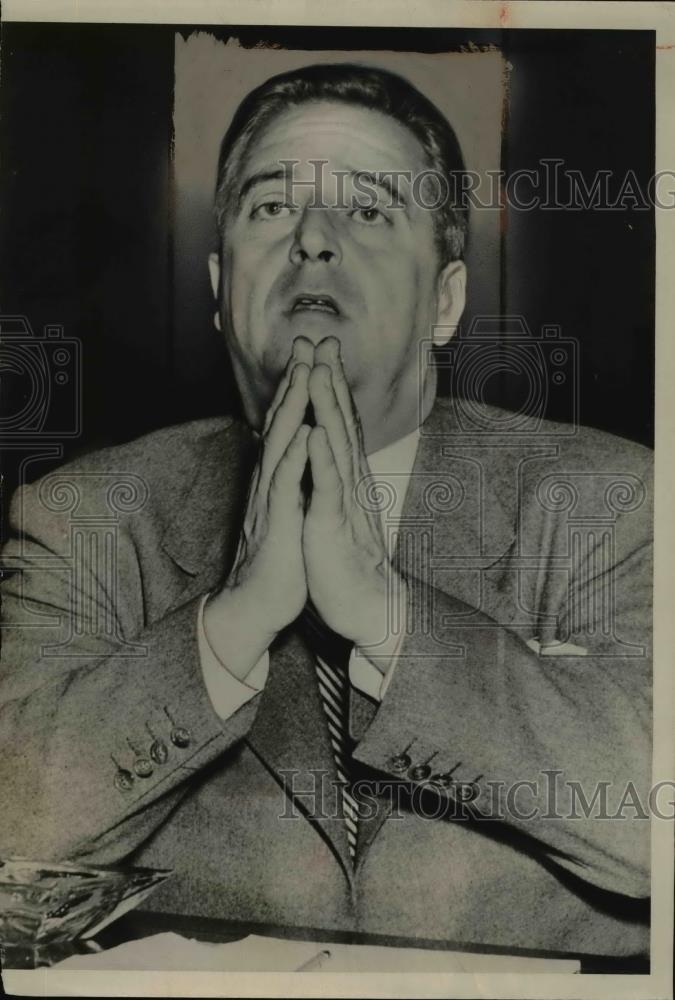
top-left (0, 25), bottom-right (655, 516)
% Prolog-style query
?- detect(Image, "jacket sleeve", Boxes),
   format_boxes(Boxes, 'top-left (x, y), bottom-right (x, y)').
top-left (0, 476), bottom-right (260, 865)
top-left (353, 454), bottom-right (653, 899)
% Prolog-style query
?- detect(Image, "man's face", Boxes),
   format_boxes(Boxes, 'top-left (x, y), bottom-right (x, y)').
top-left (210, 99), bottom-right (465, 431)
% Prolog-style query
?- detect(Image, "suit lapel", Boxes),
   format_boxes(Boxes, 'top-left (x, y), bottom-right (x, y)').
top-left (159, 419), bottom-right (257, 591)
top-left (389, 401), bottom-right (518, 614)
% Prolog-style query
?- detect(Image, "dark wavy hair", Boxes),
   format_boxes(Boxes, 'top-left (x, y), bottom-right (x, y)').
top-left (213, 62), bottom-right (468, 266)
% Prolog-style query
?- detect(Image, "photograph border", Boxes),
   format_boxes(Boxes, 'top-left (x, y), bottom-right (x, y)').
top-left (1, 3), bottom-right (673, 999)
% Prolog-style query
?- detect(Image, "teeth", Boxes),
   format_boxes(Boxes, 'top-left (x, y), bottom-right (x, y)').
top-left (294, 296), bottom-right (336, 311)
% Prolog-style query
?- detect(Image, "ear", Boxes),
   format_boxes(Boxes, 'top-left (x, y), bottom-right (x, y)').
top-left (208, 251), bottom-right (222, 332)
top-left (432, 260), bottom-right (467, 348)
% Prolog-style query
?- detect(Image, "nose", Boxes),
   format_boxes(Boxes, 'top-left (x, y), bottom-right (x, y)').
top-left (289, 206), bottom-right (342, 266)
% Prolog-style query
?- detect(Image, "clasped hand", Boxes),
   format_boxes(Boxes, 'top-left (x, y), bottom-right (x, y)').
top-left (220, 335), bottom-right (407, 675)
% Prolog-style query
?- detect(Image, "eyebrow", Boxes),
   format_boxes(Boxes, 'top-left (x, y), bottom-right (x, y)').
top-left (235, 164), bottom-right (409, 210)
top-left (348, 170), bottom-right (408, 208)
top-left (237, 166), bottom-right (291, 207)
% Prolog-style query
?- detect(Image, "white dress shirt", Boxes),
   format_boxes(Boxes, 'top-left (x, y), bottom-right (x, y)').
top-left (198, 425), bottom-right (421, 721)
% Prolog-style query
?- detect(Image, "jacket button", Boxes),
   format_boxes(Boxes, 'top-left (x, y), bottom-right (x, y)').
top-left (170, 726), bottom-right (191, 748)
top-left (456, 781), bottom-right (479, 802)
top-left (114, 768), bottom-right (134, 792)
top-left (163, 707), bottom-right (191, 748)
top-left (149, 738), bottom-right (169, 764)
top-left (409, 763), bottom-right (431, 781)
top-left (133, 756), bottom-right (154, 778)
top-left (388, 753), bottom-right (411, 772)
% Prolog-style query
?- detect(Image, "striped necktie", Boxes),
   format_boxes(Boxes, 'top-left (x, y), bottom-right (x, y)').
top-left (301, 605), bottom-right (360, 863)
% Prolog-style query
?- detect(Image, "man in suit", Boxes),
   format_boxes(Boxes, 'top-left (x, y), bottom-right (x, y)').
top-left (0, 63), bottom-right (652, 957)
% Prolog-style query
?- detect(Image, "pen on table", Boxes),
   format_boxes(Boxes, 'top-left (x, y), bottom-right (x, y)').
top-left (295, 948), bottom-right (332, 972)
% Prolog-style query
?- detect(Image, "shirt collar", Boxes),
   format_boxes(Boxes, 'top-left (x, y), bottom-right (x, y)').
top-left (366, 424), bottom-right (421, 479)
top-left (365, 425), bottom-right (422, 530)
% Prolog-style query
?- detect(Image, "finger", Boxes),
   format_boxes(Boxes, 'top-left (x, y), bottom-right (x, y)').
top-left (262, 351), bottom-right (296, 436)
top-left (312, 336), bottom-right (339, 368)
top-left (314, 338), bottom-right (367, 483)
top-left (314, 337), bottom-right (362, 457)
top-left (260, 362), bottom-right (310, 492)
top-left (268, 422), bottom-right (310, 520)
top-left (307, 424), bottom-right (342, 519)
top-left (308, 363), bottom-right (353, 488)
top-left (262, 337), bottom-right (315, 435)
top-left (241, 456), bottom-right (262, 532)
top-left (293, 335), bottom-right (316, 368)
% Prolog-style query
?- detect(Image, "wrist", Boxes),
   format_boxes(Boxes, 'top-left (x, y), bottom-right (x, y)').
top-left (352, 573), bottom-right (409, 674)
top-left (203, 585), bottom-right (277, 681)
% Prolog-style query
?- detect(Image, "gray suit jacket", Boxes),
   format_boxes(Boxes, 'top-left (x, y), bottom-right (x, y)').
top-left (0, 399), bottom-right (653, 957)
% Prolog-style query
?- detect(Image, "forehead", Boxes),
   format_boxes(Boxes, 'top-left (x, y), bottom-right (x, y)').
top-left (242, 99), bottom-right (429, 175)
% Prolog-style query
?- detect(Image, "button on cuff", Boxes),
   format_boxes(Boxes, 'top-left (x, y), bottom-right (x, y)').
top-left (408, 763), bottom-right (431, 782)
top-left (170, 726), bottom-right (191, 748)
top-left (388, 752), bottom-right (412, 773)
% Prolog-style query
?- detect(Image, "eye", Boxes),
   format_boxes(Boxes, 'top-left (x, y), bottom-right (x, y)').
top-left (251, 201), bottom-right (293, 221)
top-left (350, 205), bottom-right (388, 226)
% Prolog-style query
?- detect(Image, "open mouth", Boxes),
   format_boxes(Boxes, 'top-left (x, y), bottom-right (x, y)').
top-left (290, 294), bottom-right (340, 316)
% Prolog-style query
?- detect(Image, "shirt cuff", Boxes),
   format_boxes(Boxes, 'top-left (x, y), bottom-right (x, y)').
top-left (197, 594), bottom-right (270, 720)
top-left (349, 631), bottom-right (403, 702)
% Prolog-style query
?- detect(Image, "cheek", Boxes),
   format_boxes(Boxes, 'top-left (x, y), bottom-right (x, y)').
top-left (372, 249), bottom-right (433, 319)
top-left (371, 255), bottom-right (439, 365)
top-left (224, 245), bottom-right (269, 326)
